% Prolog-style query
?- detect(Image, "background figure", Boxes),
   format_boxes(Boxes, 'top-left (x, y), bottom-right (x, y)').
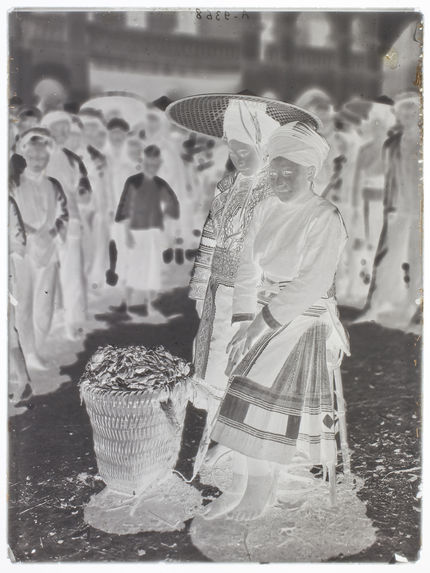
top-left (11, 129), bottom-right (69, 370)
top-left (15, 105), bottom-right (42, 141)
top-left (8, 195), bottom-right (32, 407)
top-left (79, 108), bottom-right (113, 290)
top-left (114, 144), bottom-right (180, 316)
top-left (145, 104), bottom-right (188, 276)
top-left (66, 115), bottom-right (85, 155)
top-left (322, 107), bottom-right (364, 305)
top-left (295, 88), bottom-right (337, 196)
top-left (362, 93), bottom-right (421, 331)
top-left (105, 118), bottom-right (133, 302)
top-left (41, 111), bottom-right (91, 339)
top-left (345, 102), bottom-right (394, 308)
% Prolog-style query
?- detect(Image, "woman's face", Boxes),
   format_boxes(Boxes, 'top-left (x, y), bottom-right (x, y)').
top-left (66, 131), bottom-right (82, 153)
top-left (108, 127), bottom-right (128, 149)
top-left (127, 139), bottom-right (142, 163)
top-left (395, 101), bottom-right (420, 130)
top-left (268, 157), bottom-right (311, 201)
top-left (94, 129), bottom-right (107, 150)
top-left (50, 120), bottom-right (71, 145)
top-left (24, 142), bottom-right (50, 173)
top-left (228, 139), bottom-right (261, 176)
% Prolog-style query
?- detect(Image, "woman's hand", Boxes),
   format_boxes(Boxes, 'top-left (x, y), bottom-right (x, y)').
top-left (241, 313), bottom-right (269, 355)
top-left (225, 322), bottom-right (250, 376)
top-left (225, 314), bottom-right (268, 376)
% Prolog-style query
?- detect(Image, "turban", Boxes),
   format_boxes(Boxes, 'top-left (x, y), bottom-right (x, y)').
top-left (295, 88), bottom-right (332, 110)
top-left (223, 99), bottom-right (280, 154)
top-left (367, 102), bottom-right (394, 126)
top-left (69, 115), bottom-right (83, 134)
top-left (79, 108), bottom-right (106, 130)
top-left (17, 105), bottom-right (42, 121)
top-left (393, 91), bottom-right (420, 112)
top-left (267, 122), bottom-right (330, 175)
top-left (40, 110), bottom-right (71, 129)
top-left (18, 127), bottom-right (54, 154)
top-left (107, 117), bottom-right (130, 132)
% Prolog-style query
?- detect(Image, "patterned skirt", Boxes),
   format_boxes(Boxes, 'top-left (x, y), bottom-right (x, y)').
top-left (211, 300), bottom-right (349, 467)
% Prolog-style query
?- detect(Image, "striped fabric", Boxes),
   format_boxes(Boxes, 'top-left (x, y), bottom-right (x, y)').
top-left (212, 322), bottom-right (338, 465)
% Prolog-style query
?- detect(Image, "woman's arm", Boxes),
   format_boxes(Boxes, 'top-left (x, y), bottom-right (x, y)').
top-left (50, 178), bottom-right (69, 240)
top-left (231, 201), bottom-right (266, 323)
top-left (189, 210), bottom-right (216, 301)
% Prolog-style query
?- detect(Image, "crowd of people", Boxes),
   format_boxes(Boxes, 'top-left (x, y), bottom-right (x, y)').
top-left (8, 93), bottom-right (228, 407)
top-left (8, 86), bottom-right (421, 425)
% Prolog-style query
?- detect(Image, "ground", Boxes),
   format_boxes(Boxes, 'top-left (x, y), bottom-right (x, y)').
top-left (8, 289), bottom-right (422, 563)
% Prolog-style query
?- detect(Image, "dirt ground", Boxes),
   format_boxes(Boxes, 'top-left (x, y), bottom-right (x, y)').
top-left (8, 289), bottom-right (421, 563)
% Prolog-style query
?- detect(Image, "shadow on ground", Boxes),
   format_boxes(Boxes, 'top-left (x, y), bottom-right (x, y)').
top-left (8, 295), bottom-right (421, 562)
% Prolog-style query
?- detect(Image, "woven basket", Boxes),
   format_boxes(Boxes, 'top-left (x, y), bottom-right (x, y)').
top-left (81, 378), bottom-right (191, 496)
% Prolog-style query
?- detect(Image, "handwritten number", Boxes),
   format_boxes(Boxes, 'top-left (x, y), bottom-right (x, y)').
top-left (196, 9), bottom-right (249, 21)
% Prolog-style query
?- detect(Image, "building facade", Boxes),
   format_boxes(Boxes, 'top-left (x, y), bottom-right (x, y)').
top-left (9, 10), bottom-right (420, 107)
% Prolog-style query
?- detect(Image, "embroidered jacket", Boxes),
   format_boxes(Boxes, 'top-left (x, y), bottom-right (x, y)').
top-left (189, 170), bottom-right (271, 300)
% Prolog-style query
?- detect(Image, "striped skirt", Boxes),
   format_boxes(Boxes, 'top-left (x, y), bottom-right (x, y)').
top-left (211, 296), bottom-right (350, 467)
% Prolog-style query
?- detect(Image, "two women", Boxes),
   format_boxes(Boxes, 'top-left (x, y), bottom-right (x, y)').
top-left (167, 94), bottom-right (323, 481)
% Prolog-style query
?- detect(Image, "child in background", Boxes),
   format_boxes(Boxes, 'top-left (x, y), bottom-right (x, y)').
top-left (115, 145), bottom-right (180, 316)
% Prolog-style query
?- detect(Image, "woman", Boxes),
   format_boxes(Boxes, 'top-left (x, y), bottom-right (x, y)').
top-left (11, 128), bottom-right (69, 370)
top-left (166, 94), bottom-right (320, 481)
top-left (9, 195), bottom-right (33, 409)
top-left (360, 92), bottom-right (421, 331)
top-left (206, 122), bottom-right (350, 521)
top-left (40, 111), bottom-right (92, 339)
top-left (183, 99), bottom-right (281, 478)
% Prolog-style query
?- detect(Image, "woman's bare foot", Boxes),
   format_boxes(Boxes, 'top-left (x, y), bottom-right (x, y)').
top-left (227, 470), bottom-right (278, 522)
top-left (202, 470), bottom-right (248, 521)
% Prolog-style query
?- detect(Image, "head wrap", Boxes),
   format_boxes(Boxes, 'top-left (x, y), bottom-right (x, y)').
top-left (40, 110), bottom-right (72, 129)
top-left (69, 115), bottom-right (83, 134)
top-left (107, 117), bottom-right (130, 132)
top-left (367, 102), bottom-right (394, 127)
top-left (17, 105), bottom-right (42, 121)
top-left (393, 91), bottom-right (420, 113)
top-left (18, 127), bottom-right (55, 154)
top-left (295, 88), bottom-right (332, 110)
top-left (78, 108), bottom-right (106, 131)
top-left (222, 99), bottom-right (280, 155)
top-left (267, 122), bottom-right (330, 175)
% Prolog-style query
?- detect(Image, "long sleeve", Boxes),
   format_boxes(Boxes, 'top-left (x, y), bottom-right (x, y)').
top-left (76, 156), bottom-right (93, 199)
top-left (115, 177), bottom-right (133, 223)
top-left (263, 206), bottom-right (347, 328)
top-left (188, 210), bottom-right (216, 300)
top-left (8, 195), bottom-right (26, 256)
top-left (62, 148), bottom-right (93, 199)
top-left (231, 201), bottom-right (266, 323)
top-left (189, 172), bottom-right (238, 300)
top-left (160, 180), bottom-right (180, 220)
top-left (48, 177), bottom-right (69, 234)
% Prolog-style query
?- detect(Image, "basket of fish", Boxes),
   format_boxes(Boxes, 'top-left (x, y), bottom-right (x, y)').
top-left (79, 345), bottom-right (193, 496)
